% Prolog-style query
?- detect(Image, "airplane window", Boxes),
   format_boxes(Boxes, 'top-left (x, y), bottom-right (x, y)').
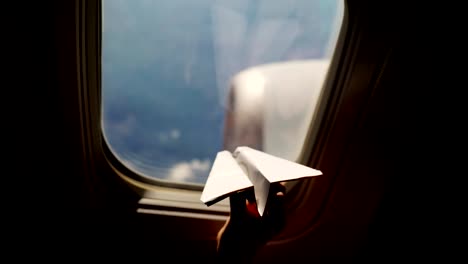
top-left (101, 0), bottom-right (344, 186)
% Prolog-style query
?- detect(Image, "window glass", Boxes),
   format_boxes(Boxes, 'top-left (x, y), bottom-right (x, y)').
top-left (102, 0), bottom-right (344, 185)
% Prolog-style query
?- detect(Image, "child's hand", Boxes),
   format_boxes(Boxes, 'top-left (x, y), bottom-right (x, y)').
top-left (216, 182), bottom-right (286, 262)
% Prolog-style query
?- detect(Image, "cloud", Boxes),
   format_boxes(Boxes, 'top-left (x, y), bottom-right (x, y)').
top-left (166, 159), bottom-right (211, 182)
top-left (158, 129), bottom-right (181, 143)
top-left (169, 129), bottom-right (180, 140)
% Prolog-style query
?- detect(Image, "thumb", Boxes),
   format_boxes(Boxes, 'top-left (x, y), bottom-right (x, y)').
top-left (246, 199), bottom-right (261, 218)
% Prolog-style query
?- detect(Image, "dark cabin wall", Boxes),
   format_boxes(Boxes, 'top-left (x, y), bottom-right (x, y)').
top-left (6, 0), bottom-right (136, 258)
top-left (4, 0), bottom-right (77, 257)
top-left (350, 2), bottom-right (458, 263)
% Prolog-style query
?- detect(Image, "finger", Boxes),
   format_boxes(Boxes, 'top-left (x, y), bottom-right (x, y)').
top-left (262, 182), bottom-right (286, 217)
top-left (265, 183), bottom-right (286, 214)
top-left (262, 182), bottom-right (287, 238)
top-left (245, 199), bottom-right (261, 218)
top-left (229, 191), bottom-right (246, 218)
top-left (270, 182), bottom-right (286, 196)
top-left (229, 188), bottom-right (255, 219)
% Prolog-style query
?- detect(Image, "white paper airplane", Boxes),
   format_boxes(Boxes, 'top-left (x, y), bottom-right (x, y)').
top-left (200, 146), bottom-right (323, 216)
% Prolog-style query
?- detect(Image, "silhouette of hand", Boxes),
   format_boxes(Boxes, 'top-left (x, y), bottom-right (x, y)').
top-left (216, 182), bottom-right (286, 262)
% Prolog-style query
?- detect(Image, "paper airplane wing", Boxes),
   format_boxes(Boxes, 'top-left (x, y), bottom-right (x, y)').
top-left (233, 146), bottom-right (323, 216)
top-left (200, 150), bottom-right (253, 206)
top-left (235, 146), bottom-right (323, 183)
